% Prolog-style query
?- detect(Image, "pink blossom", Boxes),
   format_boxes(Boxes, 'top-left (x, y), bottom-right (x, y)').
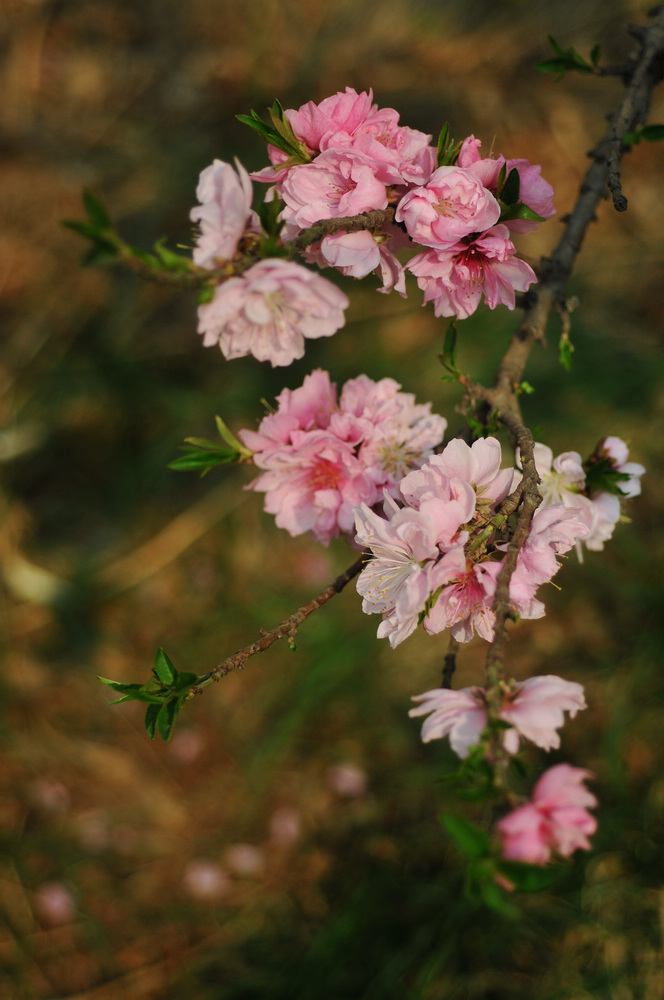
top-left (334, 110), bottom-right (435, 185)
top-left (395, 166), bottom-right (501, 248)
top-left (458, 135), bottom-right (555, 233)
top-left (287, 88), bottom-right (378, 154)
top-left (248, 431), bottom-right (376, 545)
top-left (410, 675), bottom-right (585, 757)
top-left (240, 371), bottom-right (446, 544)
top-left (530, 443), bottom-right (586, 508)
top-left (196, 259), bottom-right (348, 367)
top-left (500, 675), bottom-right (586, 751)
top-left (424, 558), bottom-right (502, 642)
top-left (310, 229), bottom-right (408, 296)
top-left (280, 149), bottom-right (388, 229)
top-left (583, 491), bottom-right (621, 552)
top-left (423, 437), bottom-right (515, 509)
top-left (406, 226), bottom-right (537, 320)
top-left (509, 504), bottom-right (590, 616)
top-left (497, 764), bottom-right (597, 864)
top-left (190, 159), bottom-right (257, 267)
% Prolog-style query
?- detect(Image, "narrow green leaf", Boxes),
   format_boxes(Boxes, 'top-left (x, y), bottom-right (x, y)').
top-left (196, 285), bottom-right (216, 305)
top-left (83, 190), bottom-right (111, 228)
top-left (558, 334), bottom-right (574, 371)
top-left (501, 168), bottom-right (521, 206)
top-left (99, 676), bottom-right (143, 694)
top-left (480, 878), bottom-right (520, 918)
top-left (157, 699), bottom-right (180, 742)
top-left (499, 202), bottom-right (546, 223)
top-left (441, 814), bottom-right (491, 859)
top-left (258, 196), bottom-right (285, 238)
top-left (145, 703), bottom-right (160, 740)
top-left (496, 162), bottom-right (507, 195)
top-left (590, 43), bottom-right (601, 67)
top-left (641, 123), bottom-right (664, 142)
top-left (63, 219), bottom-right (107, 241)
top-left (154, 647), bottom-right (177, 685)
top-left (153, 239), bottom-right (192, 272)
top-left (168, 449), bottom-right (241, 472)
top-left (436, 123), bottom-right (450, 167)
top-left (174, 671), bottom-right (199, 691)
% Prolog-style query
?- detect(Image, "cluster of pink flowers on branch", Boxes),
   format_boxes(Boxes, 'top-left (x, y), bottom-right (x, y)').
top-left (190, 89), bottom-right (556, 367)
top-left (409, 675), bottom-right (587, 758)
top-left (353, 437), bottom-right (590, 648)
top-left (237, 369), bottom-right (447, 545)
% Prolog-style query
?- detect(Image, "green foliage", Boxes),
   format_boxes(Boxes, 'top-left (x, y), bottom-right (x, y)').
top-left (237, 101), bottom-right (312, 167)
top-left (436, 122), bottom-right (463, 167)
top-left (169, 414), bottom-right (252, 474)
top-left (258, 195), bottom-right (286, 238)
top-left (583, 456), bottom-right (633, 497)
top-left (623, 123), bottom-right (664, 146)
top-left (558, 332), bottom-right (575, 371)
top-left (536, 36), bottom-right (600, 77)
top-left (99, 648), bottom-right (200, 741)
top-left (438, 321), bottom-right (461, 382)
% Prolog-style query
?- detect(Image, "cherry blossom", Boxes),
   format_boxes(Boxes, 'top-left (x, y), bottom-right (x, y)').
top-left (190, 158), bottom-right (258, 267)
top-left (409, 675), bottom-right (586, 758)
top-left (395, 165), bottom-right (501, 248)
top-left (406, 227), bottom-right (537, 320)
top-left (239, 371), bottom-right (446, 545)
top-left (280, 149), bottom-right (388, 229)
top-left (196, 259), bottom-right (348, 367)
top-left (497, 764), bottom-right (597, 864)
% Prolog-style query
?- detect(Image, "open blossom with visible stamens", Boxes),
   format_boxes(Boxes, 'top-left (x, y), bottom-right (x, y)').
top-left (196, 259), bottom-right (348, 367)
top-left (395, 165), bottom-right (501, 248)
top-left (406, 227), bottom-right (537, 320)
top-left (409, 675), bottom-right (586, 758)
top-left (238, 370), bottom-right (446, 545)
top-left (497, 764), bottom-right (597, 864)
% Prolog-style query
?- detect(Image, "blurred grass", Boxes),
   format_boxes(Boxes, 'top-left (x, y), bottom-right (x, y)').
top-left (2, 0), bottom-right (664, 997)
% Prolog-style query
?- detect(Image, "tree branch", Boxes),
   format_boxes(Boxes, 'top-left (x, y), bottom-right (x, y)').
top-left (185, 554), bottom-right (366, 698)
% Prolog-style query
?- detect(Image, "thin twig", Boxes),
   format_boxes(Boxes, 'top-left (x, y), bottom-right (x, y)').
top-left (185, 554), bottom-right (366, 698)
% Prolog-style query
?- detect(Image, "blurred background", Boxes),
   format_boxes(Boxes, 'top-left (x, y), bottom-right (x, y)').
top-left (2, 0), bottom-right (664, 997)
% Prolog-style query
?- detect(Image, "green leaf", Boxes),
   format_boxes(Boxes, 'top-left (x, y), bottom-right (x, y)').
top-left (436, 122), bottom-right (450, 167)
top-left (583, 456), bottom-right (633, 497)
top-left (258, 195), bottom-right (285, 238)
top-left (145, 703), bottom-right (161, 740)
top-left (480, 878), bottom-right (520, 918)
top-left (196, 284), bottom-right (216, 305)
top-left (174, 671), bottom-right (199, 691)
top-left (99, 677), bottom-right (143, 694)
top-left (501, 167), bottom-right (521, 206)
top-left (63, 219), bottom-right (108, 241)
top-left (168, 448), bottom-right (242, 472)
top-left (536, 36), bottom-right (595, 77)
top-left (157, 699), bottom-right (180, 741)
top-left (590, 43), bottom-right (601, 68)
top-left (641, 123), bottom-right (664, 142)
top-left (153, 238), bottom-right (192, 272)
top-left (154, 647), bottom-right (177, 685)
top-left (441, 814), bottom-right (491, 859)
top-left (558, 333), bottom-right (574, 371)
top-left (82, 244), bottom-right (118, 267)
top-left (215, 415), bottom-right (252, 456)
top-left (83, 190), bottom-right (111, 228)
top-left (518, 381), bottom-right (535, 395)
top-left (499, 202), bottom-right (546, 223)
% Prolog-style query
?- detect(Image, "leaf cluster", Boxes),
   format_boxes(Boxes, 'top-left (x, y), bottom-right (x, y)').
top-left (536, 36), bottom-right (601, 78)
top-left (436, 123), bottom-right (463, 167)
top-left (169, 416), bottom-right (252, 474)
top-left (583, 456), bottom-right (633, 497)
top-left (99, 649), bottom-right (198, 741)
top-left (496, 165), bottom-right (546, 224)
top-left (237, 100), bottom-right (312, 168)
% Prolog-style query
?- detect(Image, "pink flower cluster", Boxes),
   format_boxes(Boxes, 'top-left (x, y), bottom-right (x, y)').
top-left (191, 160), bottom-right (348, 366)
top-left (251, 90), bottom-right (553, 318)
top-left (353, 437), bottom-right (589, 648)
top-left (497, 764), bottom-right (597, 864)
top-left (237, 369), bottom-right (447, 545)
top-left (409, 674), bottom-right (586, 758)
top-left (527, 436), bottom-right (645, 554)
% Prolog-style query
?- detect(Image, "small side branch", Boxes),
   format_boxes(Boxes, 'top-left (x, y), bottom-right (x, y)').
top-left (185, 554), bottom-right (366, 698)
